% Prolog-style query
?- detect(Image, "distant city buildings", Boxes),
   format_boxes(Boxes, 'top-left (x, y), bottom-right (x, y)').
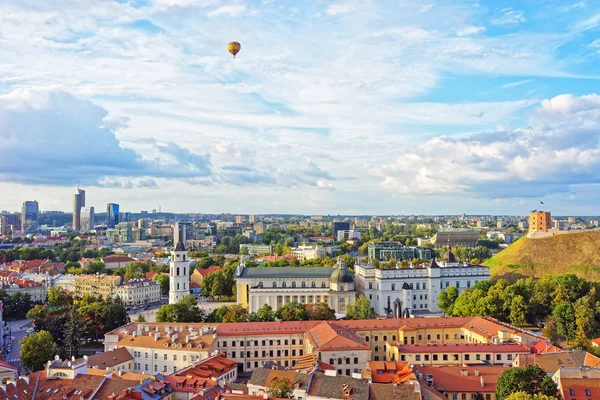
top-left (242, 244), bottom-right (274, 256)
top-left (332, 221), bottom-right (351, 237)
top-left (417, 231), bottom-right (479, 249)
top-left (174, 222), bottom-right (194, 248)
top-left (107, 203), bottom-right (119, 228)
top-left (529, 210), bottom-right (552, 233)
top-left (21, 200), bottom-right (39, 232)
top-left (80, 207), bottom-right (95, 232)
top-left (72, 188), bottom-right (85, 231)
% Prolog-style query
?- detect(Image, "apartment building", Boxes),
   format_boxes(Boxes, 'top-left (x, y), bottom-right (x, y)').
top-left (104, 323), bottom-right (218, 375)
top-left (74, 275), bottom-right (123, 299)
top-left (113, 278), bottom-right (161, 306)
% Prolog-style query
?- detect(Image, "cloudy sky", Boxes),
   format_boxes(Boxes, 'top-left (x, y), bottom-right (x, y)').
top-left (1, 0), bottom-right (600, 215)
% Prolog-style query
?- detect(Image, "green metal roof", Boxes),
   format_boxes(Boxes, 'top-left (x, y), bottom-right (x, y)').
top-left (238, 266), bottom-right (335, 279)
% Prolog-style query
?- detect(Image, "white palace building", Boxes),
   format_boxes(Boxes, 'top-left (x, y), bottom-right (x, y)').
top-left (235, 258), bottom-right (356, 314)
top-left (355, 248), bottom-right (490, 317)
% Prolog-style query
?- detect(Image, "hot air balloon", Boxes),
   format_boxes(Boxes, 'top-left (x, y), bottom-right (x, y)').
top-left (227, 42), bottom-right (241, 58)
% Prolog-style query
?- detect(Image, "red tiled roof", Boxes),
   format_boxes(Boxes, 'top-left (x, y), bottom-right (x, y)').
top-left (396, 343), bottom-right (530, 353)
top-left (330, 317), bottom-right (473, 332)
top-left (416, 366), bottom-right (508, 393)
top-left (369, 361), bottom-right (415, 384)
top-left (307, 321), bottom-right (370, 351)
top-left (87, 347), bottom-right (134, 369)
top-left (559, 378), bottom-right (600, 399)
top-left (215, 321), bottom-right (318, 336)
top-left (531, 340), bottom-right (562, 354)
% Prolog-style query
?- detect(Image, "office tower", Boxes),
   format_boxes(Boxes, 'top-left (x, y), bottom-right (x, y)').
top-left (332, 221), bottom-right (351, 237)
top-left (174, 222), bottom-right (194, 247)
top-left (0, 213), bottom-right (20, 232)
top-left (0, 216), bottom-right (6, 235)
top-left (235, 215), bottom-right (244, 224)
top-left (80, 207), bottom-right (95, 232)
top-left (21, 201), bottom-right (39, 233)
top-left (255, 222), bottom-right (265, 235)
top-left (107, 203), bottom-right (119, 228)
top-left (120, 212), bottom-right (131, 223)
top-left (72, 188), bottom-right (85, 231)
top-left (249, 215), bottom-right (255, 224)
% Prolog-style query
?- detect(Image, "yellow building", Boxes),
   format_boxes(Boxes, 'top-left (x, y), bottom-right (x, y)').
top-left (74, 275), bottom-right (122, 299)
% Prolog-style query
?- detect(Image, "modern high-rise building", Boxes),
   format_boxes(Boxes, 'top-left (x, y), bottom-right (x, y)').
top-left (120, 212), bottom-right (131, 222)
top-left (332, 221), bottom-right (351, 237)
top-left (107, 203), bottom-right (119, 228)
top-left (0, 212), bottom-right (20, 233)
top-left (249, 215), bottom-right (255, 223)
top-left (80, 207), bottom-right (95, 232)
top-left (72, 188), bottom-right (86, 231)
top-left (235, 215), bottom-right (244, 224)
top-left (174, 222), bottom-right (194, 247)
top-left (21, 201), bottom-right (39, 233)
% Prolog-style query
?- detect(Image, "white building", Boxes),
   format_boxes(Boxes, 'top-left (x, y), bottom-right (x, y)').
top-left (114, 279), bottom-right (161, 306)
top-left (336, 230), bottom-right (361, 241)
top-left (80, 207), bottom-right (95, 232)
top-left (235, 257), bottom-right (356, 314)
top-left (354, 249), bottom-right (490, 316)
top-left (291, 245), bottom-right (325, 261)
top-left (169, 242), bottom-right (191, 304)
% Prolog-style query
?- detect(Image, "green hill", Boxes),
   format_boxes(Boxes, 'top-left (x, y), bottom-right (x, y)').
top-left (484, 230), bottom-right (600, 281)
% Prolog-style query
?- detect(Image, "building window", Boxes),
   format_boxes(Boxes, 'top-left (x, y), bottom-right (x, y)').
top-left (443, 355), bottom-right (448, 361)
top-left (273, 282), bottom-right (277, 288)
top-left (465, 354), bottom-right (470, 361)
top-left (369, 283), bottom-right (373, 289)
top-left (154, 365), bottom-right (157, 372)
top-left (322, 282), bottom-right (327, 288)
top-left (507, 354), bottom-right (513, 360)
top-left (282, 282), bottom-right (287, 288)
top-left (424, 355), bottom-right (429, 361)
top-left (145, 352), bottom-right (148, 359)
top-left (391, 284), bottom-right (395, 291)
top-left (145, 364), bottom-right (148, 371)
top-left (164, 354), bottom-right (167, 360)
top-left (173, 355), bottom-right (177, 361)
top-left (427, 334), bottom-right (431, 340)
top-left (292, 340), bottom-right (296, 345)
top-left (292, 282), bottom-right (296, 288)
top-left (585, 389), bottom-right (591, 396)
top-left (311, 282), bottom-right (316, 288)
top-left (433, 355), bottom-right (438, 361)
top-left (418, 334), bottom-right (422, 341)
top-left (354, 357), bottom-right (358, 364)
top-left (330, 358), bottom-right (334, 365)
top-left (415, 355), bottom-right (421, 361)
top-left (301, 282), bottom-right (306, 288)
top-left (436, 334), bottom-right (440, 340)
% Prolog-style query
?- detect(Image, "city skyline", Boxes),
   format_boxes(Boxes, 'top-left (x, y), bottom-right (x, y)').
top-left (1, 1), bottom-right (600, 214)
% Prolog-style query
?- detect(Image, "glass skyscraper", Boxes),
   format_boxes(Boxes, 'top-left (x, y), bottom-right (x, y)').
top-left (107, 203), bottom-right (119, 228)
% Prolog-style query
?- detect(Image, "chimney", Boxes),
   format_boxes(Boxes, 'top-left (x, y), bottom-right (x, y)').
top-left (155, 333), bottom-right (160, 341)
top-left (480, 376), bottom-right (484, 388)
top-left (186, 335), bottom-right (190, 343)
top-left (474, 369), bottom-right (479, 376)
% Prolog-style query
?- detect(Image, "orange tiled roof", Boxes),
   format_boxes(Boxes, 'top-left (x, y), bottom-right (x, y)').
top-left (193, 266), bottom-right (221, 277)
top-left (307, 321), bottom-right (370, 351)
top-left (416, 366), bottom-right (508, 393)
top-left (396, 343), bottom-right (530, 353)
top-left (369, 361), bottom-right (415, 384)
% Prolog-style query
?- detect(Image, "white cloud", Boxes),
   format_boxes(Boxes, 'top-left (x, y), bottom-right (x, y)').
top-left (326, 2), bottom-right (355, 16)
top-left (492, 8), bottom-right (526, 25)
top-left (373, 94), bottom-right (600, 198)
top-left (456, 26), bottom-right (486, 37)
top-left (207, 4), bottom-right (246, 17)
top-left (502, 79), bottom-right (531, 88)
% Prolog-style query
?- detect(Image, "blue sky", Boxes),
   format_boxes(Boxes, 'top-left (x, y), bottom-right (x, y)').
top-left (1, 0), bottom-right (600, 215)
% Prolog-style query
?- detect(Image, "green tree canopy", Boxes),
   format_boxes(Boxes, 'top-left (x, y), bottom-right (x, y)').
top-left (20, 330), bottom-right (56, 372)
top-left (153, 274), bottom-right (170, 296)
top-left (267, 377), bottom-right (294, 399)
top-left (276, 301), bottom-right (308, 321)
top-left (156, 295), bottom-right (203, 323)
top-left (124, 261), bottom-right (149, 281)
top-left (305, 302), bottom-right (335, 321)
top-left (47, 287), bottom-right (71, 308)
top-left (496, 365), bottom-right (558, 400)
top-left (438, 286), bottom-right (459, 315)
top-left (345, 296), bottom-right (375, 320)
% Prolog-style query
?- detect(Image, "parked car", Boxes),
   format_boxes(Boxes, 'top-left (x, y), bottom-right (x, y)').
top-left (26, 328), bottom-right (35, 334)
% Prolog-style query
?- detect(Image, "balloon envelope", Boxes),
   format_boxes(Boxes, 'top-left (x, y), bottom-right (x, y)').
top-left (227, 42), bottom-right (241, 57)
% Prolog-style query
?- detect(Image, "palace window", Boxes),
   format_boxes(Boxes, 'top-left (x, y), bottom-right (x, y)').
top-left (311, 282), bottom-right (316, 288)
top-left (273, 282), bottom-right (277, 288)
top-left (292, 282), bottom-right (296, 288)
top-left (301, 282), bottom-right (306, 288)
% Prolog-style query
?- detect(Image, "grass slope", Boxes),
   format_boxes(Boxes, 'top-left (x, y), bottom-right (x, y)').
top-left (484, 230), bottom-right (600, 281)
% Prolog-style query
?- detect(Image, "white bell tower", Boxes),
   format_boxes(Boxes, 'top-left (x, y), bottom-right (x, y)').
top-left (169, 242), bottom-right (190, 304)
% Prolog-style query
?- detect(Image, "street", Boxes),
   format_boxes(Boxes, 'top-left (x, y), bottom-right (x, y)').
top-left (4, 319), bottom-right (31, 375)
top-left (127, 298), bottom-right (234, 322)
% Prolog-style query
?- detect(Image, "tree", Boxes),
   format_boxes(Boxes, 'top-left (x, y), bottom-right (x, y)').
top-left (47, 287), bottom-right (71, 308)
top-left (346, 296), bottom-right (375, 320)
top-left (496, 365), bottom-right (558, 400)
top-left (553, 301), bottom-right (576, 339)
top-left (222, 305), bottom-right (249, 323)
top-left (64, 307), bottom-right (83, 358)
top-left (306, 303), bottom-right (335, 320)
top-left (509, 296), bottom-right (527, 326)
top-left (267, 377), bottom-right (293, 399)
top-left (136, 314), bottom-right (146, 322)
top-left (255, 304), bottom-right (276, 322)
top-left (542, 318), bottom-right (559, 345)
top-left (438, 286), bottom-right (459, 315)
top-left (240, 246), bottom-right (249, 255)
top-left (276, 301), bottom-right (308, 321)
top-left (20, 330), bottom-right (56, 372)
top-left (156, 296), bottom-right (203, 322)
top-left (124, 261), bottom-right (148, 281)
top-left (153, 274), bottom-right (170, 296)
top-left (505, 393), bottom-right (558, 400)
top-left (84, 260), bottom-right (106, 275)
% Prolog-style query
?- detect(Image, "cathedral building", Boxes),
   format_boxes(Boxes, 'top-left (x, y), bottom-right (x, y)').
top-left (235, 257), bottom-right (356, 314)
